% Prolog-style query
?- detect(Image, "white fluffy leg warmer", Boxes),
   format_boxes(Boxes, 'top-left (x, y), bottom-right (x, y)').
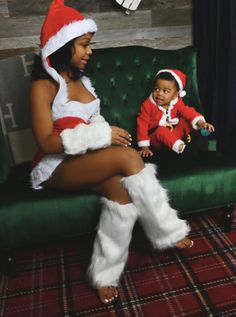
top-left (87, 198), bottom-right (138, 287)
top-left (121, 163), bottom-right (190, 250)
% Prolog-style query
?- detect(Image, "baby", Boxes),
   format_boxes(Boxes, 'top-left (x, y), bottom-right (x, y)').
top-left (137, 69), bottom-right (215, 157)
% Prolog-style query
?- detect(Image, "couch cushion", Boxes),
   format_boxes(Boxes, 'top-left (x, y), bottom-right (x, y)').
top-left (0, 163), bottom-right (100, 249)
top-left (1, 151), bottom-right (235, 249)
top-left (156, 152), bottom-right (236, 214)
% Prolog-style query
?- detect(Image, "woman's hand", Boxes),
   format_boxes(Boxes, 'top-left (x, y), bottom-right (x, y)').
top-left (138, 146), bottom-right (154, 158)
top-left (111, 126), bottom-right (132, 146)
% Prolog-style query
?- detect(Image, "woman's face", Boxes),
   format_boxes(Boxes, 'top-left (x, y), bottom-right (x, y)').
top-left (70, 32), bottom-right (94, 70)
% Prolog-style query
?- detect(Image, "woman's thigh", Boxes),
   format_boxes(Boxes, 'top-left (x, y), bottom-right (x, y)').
top-left (45, 146), bottom-right (144, 190)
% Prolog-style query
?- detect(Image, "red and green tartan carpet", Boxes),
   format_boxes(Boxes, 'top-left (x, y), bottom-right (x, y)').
top-left (0, 209), bottom-right (235, 317)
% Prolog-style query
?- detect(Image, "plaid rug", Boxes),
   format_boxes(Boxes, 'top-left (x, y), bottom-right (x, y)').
top-left (0, 209), bottom-right (235, 317)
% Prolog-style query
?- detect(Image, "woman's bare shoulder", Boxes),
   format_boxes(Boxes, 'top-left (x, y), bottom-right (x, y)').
top-left (30, 79), bottom-right (58, 103)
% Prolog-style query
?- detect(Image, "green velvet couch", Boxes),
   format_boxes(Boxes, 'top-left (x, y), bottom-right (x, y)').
top-left (0, 46), bottom-right (235, 275)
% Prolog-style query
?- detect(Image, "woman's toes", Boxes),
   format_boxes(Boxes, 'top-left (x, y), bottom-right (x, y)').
top-left (175, 237), bottom-right (194, 249)
top-left (97, 287), bottom-right (118, 304)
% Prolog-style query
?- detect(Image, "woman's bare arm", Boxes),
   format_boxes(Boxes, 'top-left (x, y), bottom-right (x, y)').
top-left (30, 79), bottom-right (132, 155)
top-left (30, 79), bottom-right (64, 154)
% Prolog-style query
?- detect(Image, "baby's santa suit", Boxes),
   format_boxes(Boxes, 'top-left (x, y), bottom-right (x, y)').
top-left (137, 94), bottom-right (205, 153)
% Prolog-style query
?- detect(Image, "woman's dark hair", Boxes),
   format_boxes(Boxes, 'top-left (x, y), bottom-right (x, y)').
top-left (31, 38), bottom-right (83, 81)
top-left (155, 72), bottom-right (179, 91)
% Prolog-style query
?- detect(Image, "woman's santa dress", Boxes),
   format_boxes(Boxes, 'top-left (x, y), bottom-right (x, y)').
top-left (30, 76), bottom-right (100, 189)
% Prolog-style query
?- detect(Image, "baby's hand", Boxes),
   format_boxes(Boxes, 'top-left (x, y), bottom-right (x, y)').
top-left (202, 122), bottom-right (215, 133)
top-left (197, 121), bottom-right (215, 133)
top-left (138, 146), bottom-right (154, 158)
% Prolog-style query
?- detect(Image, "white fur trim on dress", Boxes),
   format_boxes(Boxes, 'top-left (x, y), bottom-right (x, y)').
top-left (90, 114), bottom-right (106, 123)
top-left (192, 116), bottom-right (205, 130)
top-left (51, 75), bottom-right (100, 121)
top-left (121, 163), bottom-right (190, 249)
top-left (42, 60), bottom-right (61, 82)
top-left (30, 153), bottom-right (66, 190)
top-left (60, 121), bottom-right (112, 155)
top-left (81, 76), bottom-right (98, 98)
top-left (87, 198), bottom-right (139, 287)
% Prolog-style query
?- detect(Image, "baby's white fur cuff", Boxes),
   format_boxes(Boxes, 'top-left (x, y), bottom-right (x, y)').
top-left (138, 140), bottom-right (150, 147)
top-left (192, 116), bottom-right (205, 130)
top-left (172, 139), bottom-right (185, 153)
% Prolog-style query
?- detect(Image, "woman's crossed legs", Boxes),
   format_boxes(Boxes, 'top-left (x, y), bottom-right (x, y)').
top-left (45, 146), bottom-right (143, 200)
top-left (44, 147), bottom-right (142, 303)
top-left (44, 146), bottom-right (193, 304)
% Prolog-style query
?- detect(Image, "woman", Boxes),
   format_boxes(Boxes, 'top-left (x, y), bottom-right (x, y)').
top-left (30, 0), bottom-right (193, 304)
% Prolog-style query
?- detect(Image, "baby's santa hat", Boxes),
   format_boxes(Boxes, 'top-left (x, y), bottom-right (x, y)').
top-left (40, 0), bottom-right (97, 82)
top-left (156, 69), bottom-right (187, 97)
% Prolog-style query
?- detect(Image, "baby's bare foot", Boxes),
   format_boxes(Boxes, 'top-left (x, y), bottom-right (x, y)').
top-left (97, 286), bottom-right (118, 304)
top-left (175, 237), bottom-right (194, 249)
top-left (178, 143), bottom-right (186, 153)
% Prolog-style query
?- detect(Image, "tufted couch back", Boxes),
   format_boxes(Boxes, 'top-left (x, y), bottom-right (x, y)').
top-left (0, 45), bottom-right (201, 183)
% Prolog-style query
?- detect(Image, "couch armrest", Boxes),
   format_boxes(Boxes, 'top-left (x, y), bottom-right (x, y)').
top-left (0, 127), bottom-right (11, 183)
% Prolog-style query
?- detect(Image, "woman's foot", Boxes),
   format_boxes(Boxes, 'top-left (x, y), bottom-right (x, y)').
top-left (97, 286), bottom-right (118, 304)
top-left (175, 237), bottom-right (194, 249)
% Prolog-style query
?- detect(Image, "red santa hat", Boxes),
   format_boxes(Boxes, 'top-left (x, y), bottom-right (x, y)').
top-left (40, 0), bottom-right (97, 82)
top-left (156, 69), bottom-right (187, 97)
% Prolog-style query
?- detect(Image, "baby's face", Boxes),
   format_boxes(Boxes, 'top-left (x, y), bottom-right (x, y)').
top-left (152, 79), bottom-right (179, 107)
